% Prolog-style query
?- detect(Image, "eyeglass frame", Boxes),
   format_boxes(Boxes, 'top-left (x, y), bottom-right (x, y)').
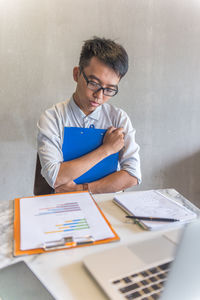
top-left (81, 69), bottom-right (118, 97)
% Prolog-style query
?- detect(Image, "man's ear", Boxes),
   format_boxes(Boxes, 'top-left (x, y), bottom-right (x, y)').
top-left (73, 66), bottom-right (80, 82)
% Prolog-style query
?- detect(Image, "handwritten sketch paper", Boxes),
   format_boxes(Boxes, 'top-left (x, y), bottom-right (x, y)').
top-left (114, 190), bottom-right (197, 230)
top-left (19, 192), bottom-right (115, 251)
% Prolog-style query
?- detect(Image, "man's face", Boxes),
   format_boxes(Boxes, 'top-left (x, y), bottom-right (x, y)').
top-left (73, 57), bottom-right (120, 115)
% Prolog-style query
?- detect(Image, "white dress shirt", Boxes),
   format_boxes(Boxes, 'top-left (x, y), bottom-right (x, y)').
top-left (37, 97), bottom-right (141, 188)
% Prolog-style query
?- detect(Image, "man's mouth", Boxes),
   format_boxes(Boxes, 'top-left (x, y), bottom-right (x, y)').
top-left (90, 101), bottom-right (99, 107)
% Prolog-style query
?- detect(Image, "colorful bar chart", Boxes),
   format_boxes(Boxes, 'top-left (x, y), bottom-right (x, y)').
top-left (45, 218), bottom-right (89, 234)
top-left (35, 202), bottom-right (81, 216)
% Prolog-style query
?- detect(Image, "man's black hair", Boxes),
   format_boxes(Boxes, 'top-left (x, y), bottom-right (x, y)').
top-left (79, 37), bottom-right (129, 79)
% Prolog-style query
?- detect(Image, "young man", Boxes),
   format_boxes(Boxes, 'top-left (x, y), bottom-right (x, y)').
top-left (37, 37), bottom-right (141, 194)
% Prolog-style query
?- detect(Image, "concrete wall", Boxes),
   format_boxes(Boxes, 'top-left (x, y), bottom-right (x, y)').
top-left (1, 0), bottom-right (200, 206)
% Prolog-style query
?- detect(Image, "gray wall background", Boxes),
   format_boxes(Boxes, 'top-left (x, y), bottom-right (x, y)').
top-left (1, 0), bottom-right (200, 206)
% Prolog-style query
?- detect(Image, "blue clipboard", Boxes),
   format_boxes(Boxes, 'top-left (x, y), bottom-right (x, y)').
top-left (62, 127), bottom-right (119, 184)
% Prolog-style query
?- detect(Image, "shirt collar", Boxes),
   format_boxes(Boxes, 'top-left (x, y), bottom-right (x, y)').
top-left (69, 96), bottom-right (102, 121)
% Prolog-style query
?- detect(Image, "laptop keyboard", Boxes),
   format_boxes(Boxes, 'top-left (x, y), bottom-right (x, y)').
top-left (111, 261), bottom-right (172, 299)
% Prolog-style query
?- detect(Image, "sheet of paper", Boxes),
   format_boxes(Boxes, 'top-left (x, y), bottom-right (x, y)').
top-left (20, 192), bottom-right (114, 250)
top-left (114, 190), bottom-right (197, 230)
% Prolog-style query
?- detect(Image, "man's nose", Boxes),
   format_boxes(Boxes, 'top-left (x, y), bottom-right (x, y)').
top-left (93, 88), bottom-right (104, 100)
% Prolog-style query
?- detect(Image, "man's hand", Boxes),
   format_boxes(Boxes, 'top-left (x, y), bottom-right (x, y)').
top-left (55, 180), bottom-right (82, 193)
top-left (102, 127), bottom-right (124, 155)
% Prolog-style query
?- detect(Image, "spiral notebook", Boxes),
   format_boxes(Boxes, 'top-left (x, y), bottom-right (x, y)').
top-left (113, 189), bottom-right (198, 230)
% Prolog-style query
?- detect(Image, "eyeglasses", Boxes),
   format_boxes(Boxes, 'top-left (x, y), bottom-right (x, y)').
top-left (82, 70), bottom-right (118, 97)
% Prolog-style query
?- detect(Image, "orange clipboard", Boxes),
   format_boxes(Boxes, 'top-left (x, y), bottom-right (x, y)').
top-left (13, 191), bottom-right (120, 256)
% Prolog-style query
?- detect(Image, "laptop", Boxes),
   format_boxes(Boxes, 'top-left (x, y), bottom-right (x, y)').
top-left (83, 219), bottom-right (200, 300)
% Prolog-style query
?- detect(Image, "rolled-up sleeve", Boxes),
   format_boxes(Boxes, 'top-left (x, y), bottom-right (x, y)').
top-left (118, 110), bottom-right (141, 184)
top-left (37, 106), bottom-right (63, 188)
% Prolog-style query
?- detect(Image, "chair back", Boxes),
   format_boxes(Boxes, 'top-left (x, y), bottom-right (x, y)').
top-left (34, 154), bottom-right (54, 195)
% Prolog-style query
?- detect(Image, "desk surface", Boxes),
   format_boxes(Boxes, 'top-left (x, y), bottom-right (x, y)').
top-left (0, 189), bottom-right (199, 300)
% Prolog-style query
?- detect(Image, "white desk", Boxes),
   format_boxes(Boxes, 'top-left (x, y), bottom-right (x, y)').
top-left (0, 190), bottom-right (198, 300)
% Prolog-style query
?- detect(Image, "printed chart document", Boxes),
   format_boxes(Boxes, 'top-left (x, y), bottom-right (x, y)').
top-left (114, 189), bottom-right (198, 230)
top-left (14, 191), bottom-right (119, 255)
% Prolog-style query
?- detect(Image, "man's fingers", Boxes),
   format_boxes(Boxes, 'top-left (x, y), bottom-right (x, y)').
top-left (107, 126), bottom-right (116, 133)
top-left (112, 127), bottom-right (124, 138)
top-left (114, 127), bottom-right (124, 134)
top-left (107, 127), bottom-right (124, 134)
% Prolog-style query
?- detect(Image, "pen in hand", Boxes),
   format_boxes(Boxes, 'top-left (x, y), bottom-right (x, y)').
top-left (125, 215), bottom-right (179, 222)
